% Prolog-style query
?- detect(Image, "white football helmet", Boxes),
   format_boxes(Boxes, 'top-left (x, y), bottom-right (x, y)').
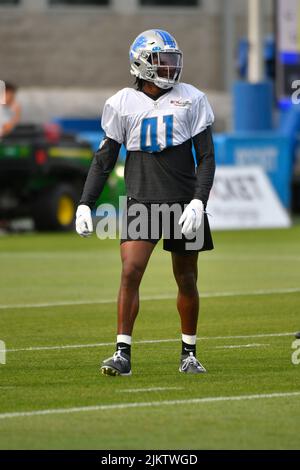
top-left (129, 29), bottom-right (183, 90)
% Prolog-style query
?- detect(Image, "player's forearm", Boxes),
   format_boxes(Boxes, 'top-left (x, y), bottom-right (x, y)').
top-left (79, 138), bottom-right (121, 209)
top-left (192, 127), bottom-right (215, 206)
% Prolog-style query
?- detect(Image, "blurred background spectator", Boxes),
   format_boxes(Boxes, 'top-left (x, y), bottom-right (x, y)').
top-left (0, 82), bottom-right (21, 137)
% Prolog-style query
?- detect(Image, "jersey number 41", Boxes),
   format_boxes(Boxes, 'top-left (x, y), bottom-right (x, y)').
top-left (140, 115), bottom-right (173, 152)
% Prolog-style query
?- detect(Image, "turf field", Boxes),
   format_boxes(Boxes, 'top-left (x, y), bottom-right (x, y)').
top-left (0, 225), bottom-right (300, 450)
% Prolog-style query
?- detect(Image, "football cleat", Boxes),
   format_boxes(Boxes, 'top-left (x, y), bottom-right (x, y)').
top-left (295, 332), bottom-right (300, 339)
top-left (101, 350), bottom-right (132, 376)
top-left (179, 352), bottom-right (207, 374)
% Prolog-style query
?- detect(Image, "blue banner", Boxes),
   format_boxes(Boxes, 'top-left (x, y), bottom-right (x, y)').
top-left (213, 132), bottom-right (293, 208)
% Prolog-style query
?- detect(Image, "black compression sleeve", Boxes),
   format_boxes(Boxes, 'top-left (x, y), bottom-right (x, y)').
top-left (192, 127), bottom-right (215, 206)
top-left (79, 138), bottom-right (121, 209)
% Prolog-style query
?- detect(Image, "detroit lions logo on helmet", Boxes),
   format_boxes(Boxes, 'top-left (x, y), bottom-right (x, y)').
top-left (130, 35), bottom-right (148, 59)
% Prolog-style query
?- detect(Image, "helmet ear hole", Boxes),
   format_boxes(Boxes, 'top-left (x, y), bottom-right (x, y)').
top-left (144, 68), bottom-right (153, 79)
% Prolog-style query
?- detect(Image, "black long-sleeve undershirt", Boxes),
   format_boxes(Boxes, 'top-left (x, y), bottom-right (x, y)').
top-left (79, 138), bottom-right (121, 209)
top-left (192, 126), bottom-right (216, 206)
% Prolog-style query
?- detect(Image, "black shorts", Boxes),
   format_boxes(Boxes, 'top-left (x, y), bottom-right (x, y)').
top-left (120, 197), bottom-right (214, 254)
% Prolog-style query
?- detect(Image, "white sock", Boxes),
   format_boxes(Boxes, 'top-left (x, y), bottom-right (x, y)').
top-left (117, 334), bottom-right (132, 345)
top-left (182, 334), bottom-right (196, 345)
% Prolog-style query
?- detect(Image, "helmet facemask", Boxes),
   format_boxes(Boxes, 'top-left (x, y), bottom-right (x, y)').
top-left (130, 50), bottom-right (183, 90)
top-left (150, 51), bottom-right (182, 89)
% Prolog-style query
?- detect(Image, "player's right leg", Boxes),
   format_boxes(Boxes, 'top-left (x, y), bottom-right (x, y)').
top-left (101, 240), bottom-right (155, 376)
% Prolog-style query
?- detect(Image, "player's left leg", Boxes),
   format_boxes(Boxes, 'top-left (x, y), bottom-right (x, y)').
top-left (172, 252), bottom-right (199, 335)
top-left (171, 252), bottom-right (206, 373)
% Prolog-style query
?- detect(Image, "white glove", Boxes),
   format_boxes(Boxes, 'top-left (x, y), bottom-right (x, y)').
top-left (75, 204), bottom-right (93, 237)
top-left (179, 199), bottom-right (204, 237)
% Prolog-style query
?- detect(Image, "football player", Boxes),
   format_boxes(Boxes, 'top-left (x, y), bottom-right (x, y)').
top-left (76, 29), bottom-right (215, 376)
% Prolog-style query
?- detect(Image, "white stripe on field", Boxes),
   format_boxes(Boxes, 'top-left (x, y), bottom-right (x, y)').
top-left (1, 252), bottom-right (300, 262)
top-left (215, 343), bottom-right (270, 350)
top-left (117, 387), bottom-right (183, 393)
top-left (1, 287), bottom-right (300, 310)
top-left (204, 255), bottom-right (300, 262)
top-left (6, 332), bottom-right (294, 353)
top-left (0, 392), bottom-right (299, 420)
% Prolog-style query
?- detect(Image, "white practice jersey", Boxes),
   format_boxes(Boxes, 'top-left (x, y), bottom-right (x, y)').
top-left (101, 83), bottom-right (214, 152)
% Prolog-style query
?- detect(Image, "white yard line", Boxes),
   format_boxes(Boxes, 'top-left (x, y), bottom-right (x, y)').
top-left (200, 288), bottom-right (300, 298)
top-left (117, 387), bottom-right (184, 393)
top-left (203, 332), bottom-right (294, 340)
top-left (7, 342), bottom-right (119, 352)
top-left (6, 333), bottom-right (293, 353)
top-left (1, 287), bottom-right (300, 310)
top-left (1, 252), bottom-right (300, 261)
top-left (204, 255), bottom-right (300, 262)
top-left (0, 391), bottom-right (299, 420)
top-left (215, 343), bottom-right (270, 349)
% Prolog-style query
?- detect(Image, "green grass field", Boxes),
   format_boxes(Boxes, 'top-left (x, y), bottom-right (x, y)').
top-left (0, 225), bottom-right (300, 449)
